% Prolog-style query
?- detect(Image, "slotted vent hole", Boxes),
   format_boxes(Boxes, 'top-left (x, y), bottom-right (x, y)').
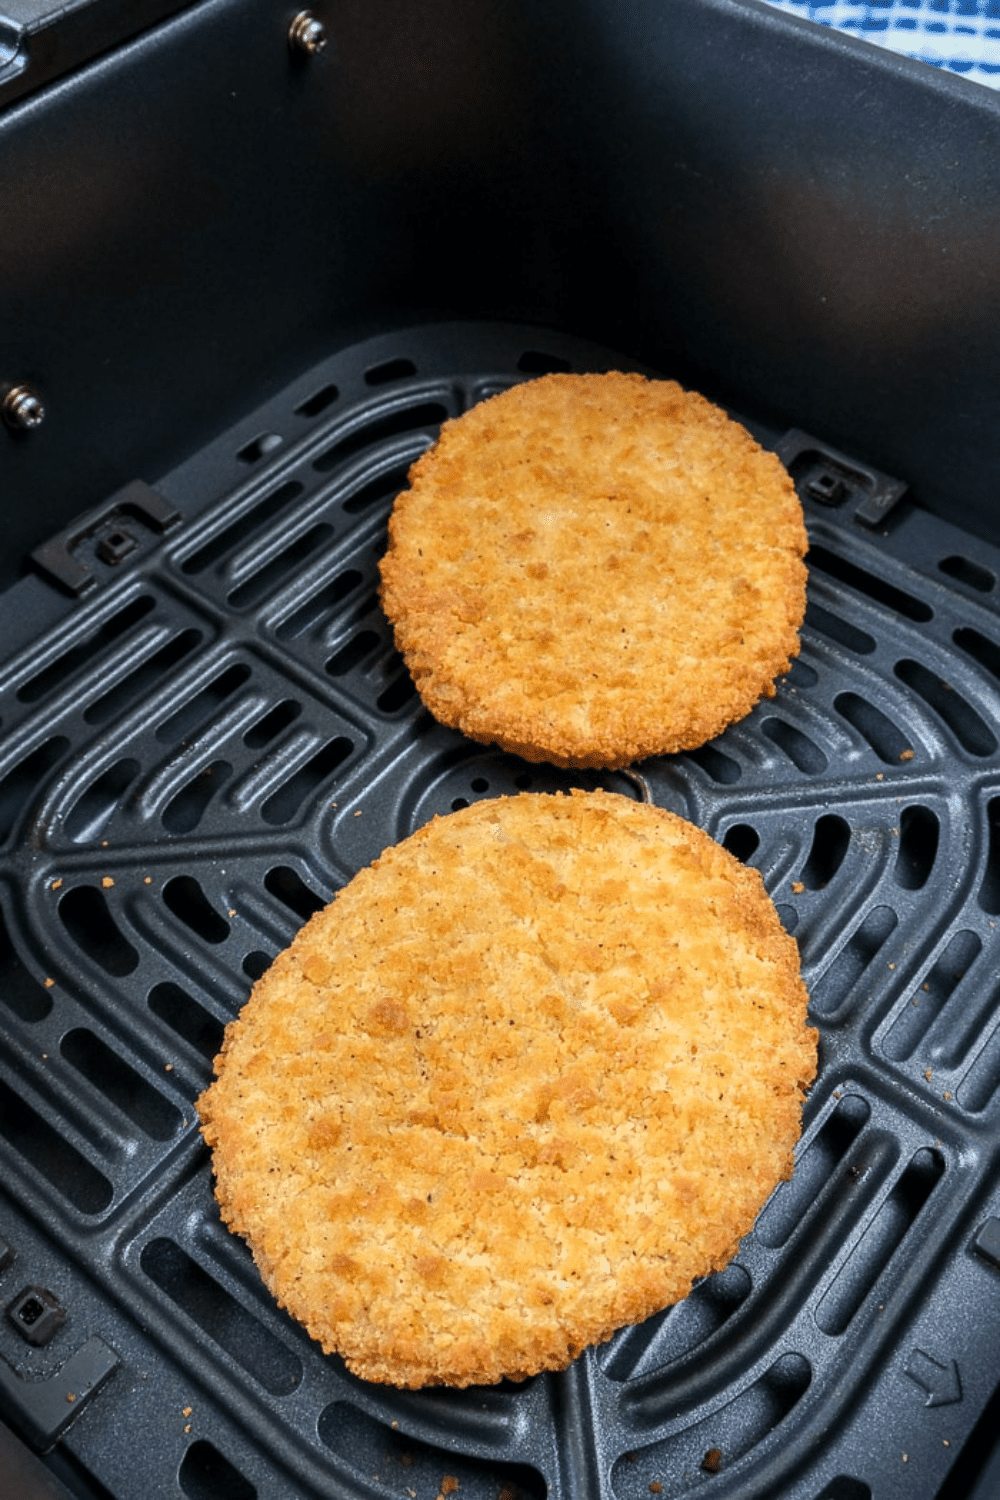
top-left (0, 904), bottom-right (52, 1023)
top-left (804, 601), bottom-right (876, 656)
top-left (611, 1353), bottom-right (810, 1492)
top-left (954, 626), bottom-right (1000, 680)
top-left (883, 929), bottom-right (982, 1061)
top-left (957, 1017), bottom-right (1000, 1113)
top-left (815, 1148), bottom-right (944, 1335)
top-left (761, 718), bottom-right (828, 775)
top-left (352, 589), bottom-right (379, 619)
top-left (84, 629), bottom-right (203, 727)
top-left (148, 982), bottom-right (225, 1061)
top-left (834, 692), bottom-right (911, 764)
top-left (808, 545), bottom-right (933, 622)
top-left (58, 885), bottom-right (139, 975)
top-left (981, 798), bottom-right (1000, 914)
top-left (64, 758), bottom-right (140, 844)
top-left (801, 814), bottom-right (851, 890)
top-left (687, 743), bottom-right (741, 784)
top-left (179, 1441), bottom-right (257, 1500)
top-left (326, 630), bottom-right (381, 677)
top-left (227, 523), bottom-right (334, 611)
top-left (815, 1481), bottom-right (872, 1500)
top-left (243, 951), bottom-right (272, 981)
top-left (275, 569), bottom-right (363, 640)
top-left (61, 1028), bottom-right (181, 1140)
top-left (342, 462), bottom-right (414, 516)
top-left (162, 761), bottom-right (233, 836)
top-left (894, 659), bottom-right (997, 757)
top-left (810, 906), bottom-right (898, 1018)
top-left (784, 656), bottom-right (818, 689)
top-left (894, 805), bottom-right (939, 890)
top-left (756, 1094), bottom-right (871, 1248)
top-left (162, 877), bottom-right (230, 945)
top-left (0, 736), bottom-right (69, 844)
top-left (243, 698), bottom-right (301, 749)
top-left (264, 866), bottom-right (326, 922)
top-left (602, 1263), bottom-right (752, 1381)
top-left (141, 1238), bottom-right (302, 1396)
top-left (155, 664), bottom-right (252, 745)
top-left (722, 823), bottom-right (760, 864)
top-left (364, 356), bottom-right (417, 385)
top-left (17, 595), bottom-right (156, 704)
top-left (181, 482), bottom-right (304, 576)
top-left (376, 670), bottom-right (417, 714)
top-left (261, 737), bottom-right (353, 826)
top-left (0, 1076), bottom-right (113, 1213)
top-left (313, 402), bottom-right (449, 473)
top-left (236, 431), bottom-right (282, 465)
top-left (517, 349), bottom-right (572, 374)
top-left (317, 1401), bottom-right (546, 1498)
top-left (294, 382), bottom-right (338, 418)
top-left (931, 968), bottom-right (1000, 1074)
top-left (939, 555), bottom-right (994, 592)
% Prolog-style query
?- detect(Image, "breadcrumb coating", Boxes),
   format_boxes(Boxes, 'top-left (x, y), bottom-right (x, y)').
top-left (379, 372), bottom-right (807, 768)
top-left (198, 791), bottom-right (816, 1388)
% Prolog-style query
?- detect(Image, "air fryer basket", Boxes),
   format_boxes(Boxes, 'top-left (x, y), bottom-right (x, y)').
top-left (1, 319), bottom-right (1000, 1500)
top-left (3, 2), bottom-right (1000, 1498)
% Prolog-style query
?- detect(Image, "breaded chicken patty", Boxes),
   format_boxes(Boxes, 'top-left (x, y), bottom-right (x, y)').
top-left (379, 372), bottom-right (807, 769)
top-left (198, 791), bottom-right (816, 1388)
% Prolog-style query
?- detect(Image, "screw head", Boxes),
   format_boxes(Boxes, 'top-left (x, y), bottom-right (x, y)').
top-left (288, 10), bottom-right (327, 55)
top-left (2, 384), bottom-right (45, 431)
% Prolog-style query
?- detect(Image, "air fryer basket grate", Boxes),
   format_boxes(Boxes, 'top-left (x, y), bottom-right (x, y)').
top-left (2, 322), bottom-right (1000, 1500)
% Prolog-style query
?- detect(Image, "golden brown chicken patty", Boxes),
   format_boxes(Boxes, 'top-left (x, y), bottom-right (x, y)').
top-left (198, 790), bottom-right (816, 1388)
top-left (379, 371), bottom-right (807, 768)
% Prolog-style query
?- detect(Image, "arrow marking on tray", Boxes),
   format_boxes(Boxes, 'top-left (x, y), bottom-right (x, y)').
top-left (904, 1349), bottom-right (962, 1408)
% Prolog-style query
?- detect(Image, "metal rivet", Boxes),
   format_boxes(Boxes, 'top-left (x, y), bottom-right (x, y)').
top-left (288, 10), bottom-right (327, 55)
top-left (2, 384), bottom-right (45, 431)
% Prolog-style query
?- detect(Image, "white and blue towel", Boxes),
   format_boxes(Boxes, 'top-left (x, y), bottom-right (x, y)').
top-left (761, 0), bottom-right (1000, 88)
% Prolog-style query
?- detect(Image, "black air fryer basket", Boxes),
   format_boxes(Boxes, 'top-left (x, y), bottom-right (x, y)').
top-left (3, 4), bottom-right (1000, 1498)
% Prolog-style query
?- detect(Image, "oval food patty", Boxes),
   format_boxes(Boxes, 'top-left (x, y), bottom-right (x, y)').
top-left (198, 791), bottom-right (816, 1388)
top-left (379, 371), bottom-right (808, 769)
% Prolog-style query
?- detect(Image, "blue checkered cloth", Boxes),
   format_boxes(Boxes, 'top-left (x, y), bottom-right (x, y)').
top-left (761, 0), bottom-right (1000, 87)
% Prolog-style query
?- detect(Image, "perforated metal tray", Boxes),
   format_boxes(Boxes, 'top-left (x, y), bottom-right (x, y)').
top-left (2, 323), bottom-right (1000, 1500)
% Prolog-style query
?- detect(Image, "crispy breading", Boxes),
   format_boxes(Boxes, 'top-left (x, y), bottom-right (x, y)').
top-left (379, 372), bottom-right (807, 768)
top-left (197, 791), bottom-right (816, 1388)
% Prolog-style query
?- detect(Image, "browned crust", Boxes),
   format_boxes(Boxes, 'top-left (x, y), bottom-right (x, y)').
top-left (379, 372), bottom-right (808, 769)
top-left (197, 791), bottom-right (816, 1388)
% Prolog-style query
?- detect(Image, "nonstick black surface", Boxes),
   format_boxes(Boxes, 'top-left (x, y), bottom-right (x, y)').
top-left (2, 323), bottom-right (1000, 1500)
